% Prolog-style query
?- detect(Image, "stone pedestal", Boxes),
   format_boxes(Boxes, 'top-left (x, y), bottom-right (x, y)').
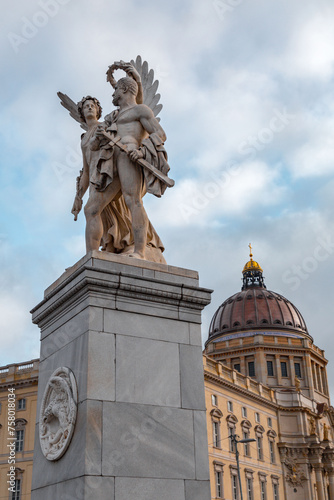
top-left (30, 251), bottom-right (212, 500)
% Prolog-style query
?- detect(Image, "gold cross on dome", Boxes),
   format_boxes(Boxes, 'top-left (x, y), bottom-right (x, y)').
top-left (248, 243), bottom-right (253, 259)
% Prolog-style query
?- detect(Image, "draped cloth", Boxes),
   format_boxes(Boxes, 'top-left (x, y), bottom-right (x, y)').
top-left (81, 124), bottom-right (165, 259)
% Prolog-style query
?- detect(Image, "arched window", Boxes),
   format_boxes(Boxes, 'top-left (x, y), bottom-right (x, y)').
top-left (15, 419), bottom-right (27, 453)
top-left (254, 425), bottom-right (265, 461)
top-left (8, 468), bottom-right (24, 500)
top-left (267, 429), bottom-right (277, 464)
top-left (214, 461), bottom-right (224, 499)
top-left (241, 420), bottom-right (252, 457)
top-left (227, 414), bottom-right (238, 452)
top-left (211, 409), bottom-right (223, 449)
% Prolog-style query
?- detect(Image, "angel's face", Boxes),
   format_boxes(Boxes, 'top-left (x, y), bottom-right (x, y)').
top-left (82, 100), bottom-right (98, 121)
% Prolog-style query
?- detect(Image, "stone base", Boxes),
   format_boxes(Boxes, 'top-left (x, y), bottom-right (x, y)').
top-left (31, 251), bottom-right (212, 499)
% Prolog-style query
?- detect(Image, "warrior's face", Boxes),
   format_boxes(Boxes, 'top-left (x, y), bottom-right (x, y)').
top-left (112, 84), bottom-right (123, 106)
top-left (82, 100), bottom-right (98, 121)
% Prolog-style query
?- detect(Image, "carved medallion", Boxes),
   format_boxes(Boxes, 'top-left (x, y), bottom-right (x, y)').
top-left (39, 367), bottom-right (77, 461)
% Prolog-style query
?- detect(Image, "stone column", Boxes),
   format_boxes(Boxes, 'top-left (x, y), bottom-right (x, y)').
top-left (275, 355), bottom-right (282, 385)
top-left (328, 470), bottom-right (334, 500)
top-left (309, 445), bottom-right (325, 500)
top-left (305, 353), bottom-right (315, 399)
top-left (314, 465), bottom-right (325, 500)
top-left (289, 355), bottom-right (295, 386)
top-left (30, 251), bottom-right (212, 500)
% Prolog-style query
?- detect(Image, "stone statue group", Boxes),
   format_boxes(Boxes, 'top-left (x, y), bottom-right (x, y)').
top-left (58, 56), bottom-right (174, 263)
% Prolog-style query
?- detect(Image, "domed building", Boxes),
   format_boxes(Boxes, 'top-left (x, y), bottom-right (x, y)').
top-left (203, 249), bottom-right (334, 500)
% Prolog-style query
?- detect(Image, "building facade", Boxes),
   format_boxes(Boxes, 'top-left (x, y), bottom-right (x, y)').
top-left (204, 252), bottom-right (334, 500)
top-left (0, 360), bottom-right (39, 500)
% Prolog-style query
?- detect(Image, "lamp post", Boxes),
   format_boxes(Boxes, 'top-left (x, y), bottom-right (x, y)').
top-left (230, 434), bottom-right (256, 500)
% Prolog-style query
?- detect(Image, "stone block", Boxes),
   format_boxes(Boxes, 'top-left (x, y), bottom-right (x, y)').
top-left (115, 335), bottom-right (180, 407)
top-left (115, 478), bottom-right (184, 500)
top-left (180, 344), bottom-right (206, 410)
top-left (114, 294), bottom-right (179, 319)
top-left (189, 323), bottom-right (203, 346)
top-left (185, 479), bottom-right (211, 500)
top-left (87, 332), bottom-right (115, 401)
top-left (194, 410), bottom-right (210, 480)
top-left (32, 476), bottom-right (114, 500)
top-left (102, 402), bottom-right (195, 479)
top-left (103, 309), bottom-right (189, 344)
top-left (40, 305), bottom-right (103, 344)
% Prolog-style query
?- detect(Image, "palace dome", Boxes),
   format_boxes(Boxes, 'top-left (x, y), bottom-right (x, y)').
top-left (207, 248), bottom-right (310, 342)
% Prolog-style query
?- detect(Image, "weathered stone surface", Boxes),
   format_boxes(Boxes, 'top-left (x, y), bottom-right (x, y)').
top-left (103, 309), bottom-right (190, 344)
top-left (115, 477), bottom-right (184, 500)
top-left (194, 410), bottom-right (211, 480)
top-left (185, 479), bottom-right (211, 500)
top-left (115, 335), bottom-right (180, 406)
top-left (32, 476), bottom-right (114, 500)
top-left (102, 402), bottom-right (195, 479)
top-left (31, 253), bottom-right (211, 500)
top-left (180, 344), bottom-right (206, 410)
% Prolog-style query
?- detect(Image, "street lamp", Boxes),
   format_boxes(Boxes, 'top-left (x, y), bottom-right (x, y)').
top-left (230, 434), bottom-right (256, 500)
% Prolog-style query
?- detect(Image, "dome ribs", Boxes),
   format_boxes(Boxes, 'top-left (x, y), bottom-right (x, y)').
top-left (208, 288), bottom-right (310, 340)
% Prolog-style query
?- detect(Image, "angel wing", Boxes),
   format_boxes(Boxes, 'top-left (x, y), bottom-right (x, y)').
top-left (57, 92), bottom-right (88, 131)
top-left (130, 55), bottom-right (163, 121)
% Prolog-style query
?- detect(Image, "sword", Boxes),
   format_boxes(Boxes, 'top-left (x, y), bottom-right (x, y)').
top-left (99, 130), bottom-right (175, 188)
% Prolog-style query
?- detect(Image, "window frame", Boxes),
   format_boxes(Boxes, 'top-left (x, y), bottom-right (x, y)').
top-left (267, 360), bottom-right (274, 377)
top-left (17, 399), bottom-right (26, 411)
top-left (248, 361), bottom-right (255, 377)
top-left (280, 361), bottom-right (288, 378)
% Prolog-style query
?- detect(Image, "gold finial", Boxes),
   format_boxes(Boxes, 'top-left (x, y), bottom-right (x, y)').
top-left (248, 243), bottom-right (253, 260)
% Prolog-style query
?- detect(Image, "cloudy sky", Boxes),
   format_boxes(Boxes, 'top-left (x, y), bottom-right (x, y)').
top-left (2, 0), bottom-right (334, 394)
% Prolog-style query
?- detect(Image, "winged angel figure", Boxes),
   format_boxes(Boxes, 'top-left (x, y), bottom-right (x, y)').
top-left (58, 56), bottom-right (174, 263)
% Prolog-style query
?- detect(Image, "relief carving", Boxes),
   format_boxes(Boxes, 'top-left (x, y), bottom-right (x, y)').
top-left (39, 367), bottom-right (77, 461)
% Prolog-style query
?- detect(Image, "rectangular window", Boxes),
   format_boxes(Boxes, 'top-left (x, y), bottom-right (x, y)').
top-left (234, 363), bottom-right (241, 372)
top-left (257, 436), bottom-right (263, 460)
top-left (243, 432), bottom-right (250, 456)
top-left (261, 480), bottom-right (266, 500)
top-left (212, 394), bottom-right (217, 406)
top-left (281, 361), bottom-right (288, 377)
top-left (228, 401), bottom-right (233, 412)
top-left (242, 407), bottom-right (247, 418)
top-left (15, 430), bottom-right (24, 452)
top-left (213, 421), bottom-right (219, 447)
top-left (269, 440), bottom-right (275, 463)
top-left (294, 362), bottom-right (302, 378)
top-left (11, 479), bottom-right (21, 500)
top-left (216, 471), bottom-right (223, 498)
top-left (247, 477), bottom-right (253, 500)
top-left (273, 483), bottom-right (279, 500)
top-left (255, 412), bottom-right (260, 423)
top-left (248, 361), bottom-right (255, 377)
top-left (267, 417), bottom-right (272, 427)
top-left (17, 398), bottom-right (26, 410)
top-left (232, 474), bottom-right (238, 500)
top-left (267, 360), bottom-right (274, 377)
